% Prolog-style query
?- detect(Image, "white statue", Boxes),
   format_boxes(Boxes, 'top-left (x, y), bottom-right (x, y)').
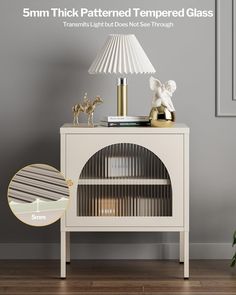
top-left (149, 76), bottom-right (177, 112)
top-left (149, 76), bottom-right (177, 127)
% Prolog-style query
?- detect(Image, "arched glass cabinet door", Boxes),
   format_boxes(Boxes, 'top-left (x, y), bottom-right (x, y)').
top-left (77, 143), bottom-right (172, 217)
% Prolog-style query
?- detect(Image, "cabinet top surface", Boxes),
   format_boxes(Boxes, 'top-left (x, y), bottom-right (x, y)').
top-left (60, 123), bottom-right (189, 134)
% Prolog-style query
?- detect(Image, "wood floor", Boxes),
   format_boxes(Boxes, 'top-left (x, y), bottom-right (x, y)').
top-left (0, 260), bottom-right (236, 294)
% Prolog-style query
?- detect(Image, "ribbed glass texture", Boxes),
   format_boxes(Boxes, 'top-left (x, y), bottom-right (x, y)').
top-left (77, 143), bottom-right (172, 217)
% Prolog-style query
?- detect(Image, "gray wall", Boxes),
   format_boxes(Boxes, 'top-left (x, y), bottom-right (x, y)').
top-left (0, 0), bottom-right (235, 258)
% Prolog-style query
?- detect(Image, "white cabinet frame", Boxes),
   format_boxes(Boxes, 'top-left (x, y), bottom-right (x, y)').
top-left (60, 124), bottom-right (189, 279)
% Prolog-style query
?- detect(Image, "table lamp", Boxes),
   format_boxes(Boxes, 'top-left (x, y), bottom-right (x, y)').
top-left (88, 34), bottom-right (156, 116)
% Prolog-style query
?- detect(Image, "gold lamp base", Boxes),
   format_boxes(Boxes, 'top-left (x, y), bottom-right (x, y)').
top-left (117, 78), bottom-right (127, 116)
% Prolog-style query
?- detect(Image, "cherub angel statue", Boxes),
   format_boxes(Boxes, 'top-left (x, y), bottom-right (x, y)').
top-left (149, 76), bottom-right (177, 127)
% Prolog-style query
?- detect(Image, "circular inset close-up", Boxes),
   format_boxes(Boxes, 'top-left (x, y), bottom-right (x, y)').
top-left (7, 164), bottom-right (70, 226)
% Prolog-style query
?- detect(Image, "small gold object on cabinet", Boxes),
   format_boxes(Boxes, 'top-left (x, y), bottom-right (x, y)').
top-left (72, 93), bottom-right (103, 126)
top-left (66, 179), bottom-right (74, 187)
top-left (149, 106), bottom-right (175, 127)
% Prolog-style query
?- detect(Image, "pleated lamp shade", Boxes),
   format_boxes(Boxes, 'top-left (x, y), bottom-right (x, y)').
top-left (88, 34), bottom-right (156, 74)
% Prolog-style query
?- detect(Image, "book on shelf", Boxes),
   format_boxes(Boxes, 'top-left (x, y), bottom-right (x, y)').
top-left (102, 116), bottom-right (150, 122)
top-left (100, 121), bottom-right (151, 127)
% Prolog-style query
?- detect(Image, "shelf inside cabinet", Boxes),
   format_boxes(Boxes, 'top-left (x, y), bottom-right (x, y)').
top-left (77, 178), bottom-right (171, 185)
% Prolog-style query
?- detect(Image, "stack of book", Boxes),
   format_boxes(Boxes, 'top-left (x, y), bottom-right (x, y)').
top-left (100, 116), bottom-right (150, 127)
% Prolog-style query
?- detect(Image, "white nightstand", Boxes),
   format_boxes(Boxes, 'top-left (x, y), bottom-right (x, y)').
top-left (60, 124), bottom-right (189, 278)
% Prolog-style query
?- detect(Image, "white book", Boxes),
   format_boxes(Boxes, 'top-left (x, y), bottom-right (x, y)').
top-left (102, 116), bottom-right (150, 122)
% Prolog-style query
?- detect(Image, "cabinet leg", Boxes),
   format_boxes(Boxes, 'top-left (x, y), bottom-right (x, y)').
top-left (66, 232), bottom-right (70, 263)
top-left (179, 231), bottom-right (184, 263)
top-left (184, 231), bottom-right (189, 279)
top-left (60, 231), bottom-right (66, 278)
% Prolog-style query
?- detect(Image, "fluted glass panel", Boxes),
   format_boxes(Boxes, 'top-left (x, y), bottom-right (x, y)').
top-left (77, 143), bottom-right (172, 217)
